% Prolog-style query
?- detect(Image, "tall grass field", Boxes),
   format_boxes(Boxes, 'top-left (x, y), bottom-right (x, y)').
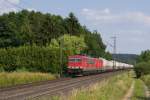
top-left (0, 72), bottom-right (56, 88)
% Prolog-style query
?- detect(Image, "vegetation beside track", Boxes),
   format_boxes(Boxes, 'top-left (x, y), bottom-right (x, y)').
top-left (0, 72), bottom-right (56, 88)
top-left (131, 79), bottom-right (145, 100)
top-left (141, 75), bottom-right (150, 89)
top-left (134, 50), bottom-right (150, 90)
top-left (134, 50), bottom-right (150, 78)
top-left (50, 71), bottom-right (133, 100)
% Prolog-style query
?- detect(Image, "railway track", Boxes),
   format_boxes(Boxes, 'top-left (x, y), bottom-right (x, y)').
top-left (0, 70), bottom-right (127, 100)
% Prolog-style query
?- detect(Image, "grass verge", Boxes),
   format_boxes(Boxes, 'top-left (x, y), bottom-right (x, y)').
top-left (0, 72), bottom-right (56, 88)
top-left (141, 75), bottom-right (150, 89)
top-left (131, 79), bottom-right (145, 100)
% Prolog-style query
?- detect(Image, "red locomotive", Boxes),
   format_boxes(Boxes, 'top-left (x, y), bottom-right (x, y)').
top-left (68, 55), bottom-right (103, 75)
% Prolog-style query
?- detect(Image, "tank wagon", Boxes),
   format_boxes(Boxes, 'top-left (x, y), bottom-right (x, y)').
top-left (67, 55), bottom-right (133, 75)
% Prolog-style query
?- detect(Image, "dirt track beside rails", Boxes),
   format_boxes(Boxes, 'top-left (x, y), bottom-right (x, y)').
top-left (0, 70), bottom-right (128, 100)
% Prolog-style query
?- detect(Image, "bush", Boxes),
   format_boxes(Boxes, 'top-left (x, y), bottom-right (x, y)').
top-left (134, 61), bottom-right (150, 78)
top-left (0, 66), bottom-right (4, 72)
top-left (0, 45), bottom-right (62, 73)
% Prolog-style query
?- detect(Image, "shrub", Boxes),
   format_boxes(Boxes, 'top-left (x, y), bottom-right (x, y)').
top-left (0, 66), bottom-right (4, 72)
top-left (134, 61), bottom-right (150, 78)
top-left (0, 45), bottom-right (62, 73)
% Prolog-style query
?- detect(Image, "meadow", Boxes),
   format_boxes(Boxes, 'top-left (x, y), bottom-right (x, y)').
top-left (0, 72), bottom-right (56, 88)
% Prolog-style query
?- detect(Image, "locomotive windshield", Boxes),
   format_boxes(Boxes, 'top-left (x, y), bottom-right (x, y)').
top-left (69, 58), bottom-right (81, 62)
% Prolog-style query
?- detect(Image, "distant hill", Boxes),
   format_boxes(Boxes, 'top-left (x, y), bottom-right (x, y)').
top-left (112, 54), bottom-right (138, 65)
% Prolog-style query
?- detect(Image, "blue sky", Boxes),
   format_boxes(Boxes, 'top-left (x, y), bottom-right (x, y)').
top-left (0, 0), bottom-right (150, 54)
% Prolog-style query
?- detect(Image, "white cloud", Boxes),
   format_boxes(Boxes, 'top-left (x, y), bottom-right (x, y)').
top-left (27, 8), bottom-right (36, 12)
top-left (8, 0), bottom-right (20, 4)
top-left (103, 8), bottom-right (110, 14)
top-left (0, 0), bottom-right (21, 15)
top-left (81, 8), bottom-right (150, 54)
top-left (81, 8), bottom-right (150, 26)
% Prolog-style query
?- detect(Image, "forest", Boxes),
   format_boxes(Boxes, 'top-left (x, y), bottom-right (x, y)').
top-left (0, 10), bottom-right (112, 73)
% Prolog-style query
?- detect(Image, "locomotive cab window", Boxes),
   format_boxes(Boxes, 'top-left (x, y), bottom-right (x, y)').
top-left (88, 59), bottom-right (94, 64)
top-left (69, 58), bottom-right (81, 62)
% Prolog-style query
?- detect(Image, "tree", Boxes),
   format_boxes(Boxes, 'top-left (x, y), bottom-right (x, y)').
top-left (64, 12), bottom-right (81, 35)
top-left (18, 10), bottom-right (33, 45)
top-left (28, 11), bottom-right (45, 45)
top-left (135, 61), bottom-right (150, 78)
top-left (0, 15), bottom-right (19, 47)
top-left (104, 52), bottom-right (112, 60)
top-left (0, 10), bottom-right (92, 48)
top-left (83, 31), bottom-right (106, 58)
top-left (135, 50), bottom-right (150, 78)
top-left (49, 34), bottom-right (87, 56)
top-left (41, 14), bottom-right (65, 45)
top-left (137, 50), bottom-right (150, 62)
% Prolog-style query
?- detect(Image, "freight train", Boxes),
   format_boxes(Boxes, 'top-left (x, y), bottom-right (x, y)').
top-left (67, 55), bottom-right (133, 76)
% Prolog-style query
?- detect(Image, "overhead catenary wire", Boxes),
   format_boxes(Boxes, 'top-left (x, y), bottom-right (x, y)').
top-left (5, 0), bottom-right (36, 12)
top-left (104, 40), bottom-right (113, 47)
top-left (21, 0), bottom-right (33, 8)
top-left (5, 0), bottom-right (24, 10)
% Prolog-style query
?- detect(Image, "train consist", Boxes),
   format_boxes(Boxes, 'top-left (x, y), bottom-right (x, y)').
top-left (67, 55), bottom-right (133, 75)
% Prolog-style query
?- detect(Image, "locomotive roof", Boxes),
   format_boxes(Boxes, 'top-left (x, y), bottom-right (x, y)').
top-left (69, 55), bottom-right (98, 59)
top-left (69, 55), bottom-right (88, 58)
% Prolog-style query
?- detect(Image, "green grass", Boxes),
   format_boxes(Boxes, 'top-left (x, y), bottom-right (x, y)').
top-left (44, 71), bottom-right (134, 100)
top-left (141, 75), bottom-right (150, 89)
top-left (0, 72), bottom-right (56, 88)
top-left (131, 79), bottom-right (145, 100)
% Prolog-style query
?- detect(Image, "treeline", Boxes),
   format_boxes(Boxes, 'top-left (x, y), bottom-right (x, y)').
top-left (135, 50), bottom-right (150, 78)
top-left (0, 10), bottom-right (88, 47)
top-left (112, 54), bottom-right (138, 64)
top-left (0, 35), bottom-right (86, 73)
top-left (0, 10), bottom-right (112, 73)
